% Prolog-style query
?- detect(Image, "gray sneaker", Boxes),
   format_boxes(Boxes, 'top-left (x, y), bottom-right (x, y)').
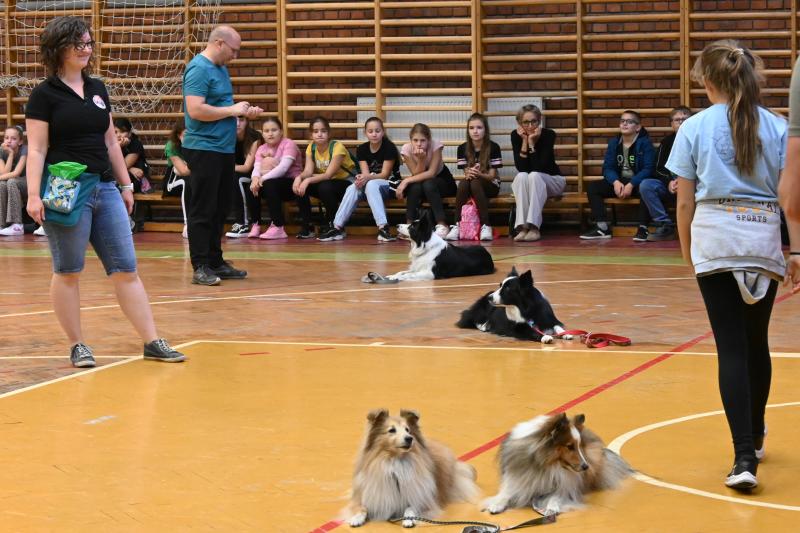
top-left (143, 338), bottom-right (186, 362)
top-left (192, 265), bottom-right (221, 286)
top-left (70, 343), bottom-right (96, 368)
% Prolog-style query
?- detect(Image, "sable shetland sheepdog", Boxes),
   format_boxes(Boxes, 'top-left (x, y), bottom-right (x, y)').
top-left (388, 210), bottom-right (495, 281)
top-left (345, 409), bottom-right (479, 528)
top-left (483, 413), bottom-right (631, 517)
top-left (457, 267), bottom-right (570, 343)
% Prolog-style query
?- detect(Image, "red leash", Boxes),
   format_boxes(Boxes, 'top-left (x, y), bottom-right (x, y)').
top-left (535, 328), bottom-right (632, 349)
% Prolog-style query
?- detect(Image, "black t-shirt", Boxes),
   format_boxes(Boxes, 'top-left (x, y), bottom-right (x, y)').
top-left (25, 75), bottom-right (113, 179)
top-left (356, 139), bottom-right (401, 182)
top-left (511, 128), bottom-right (561, 177)
top-left (122, 133), bottom-right (149, 177)
top-left (456, 140), bottom-right (503, 187)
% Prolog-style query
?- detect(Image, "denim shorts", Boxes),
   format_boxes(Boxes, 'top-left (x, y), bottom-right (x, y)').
top-left (43, 181), bottom-right (137, 275)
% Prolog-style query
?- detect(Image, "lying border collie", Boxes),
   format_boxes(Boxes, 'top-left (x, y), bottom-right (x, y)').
top-left (388, 211), bottom-right (495, 281)
top-left (456, 267), bottom-right (570, 343)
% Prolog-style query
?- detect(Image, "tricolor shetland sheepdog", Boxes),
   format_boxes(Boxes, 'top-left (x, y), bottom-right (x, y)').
top-left (483, 413), bottom-right (631, 517)
top-left (457, 267), bottom-right (569, 343)
top-left (388, 211), bottom-right (494, 281)
top-left (345, 409), bottom-right (479, 528)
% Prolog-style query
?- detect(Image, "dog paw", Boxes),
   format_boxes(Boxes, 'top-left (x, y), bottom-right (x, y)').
top-left (540, 335), bottom-right (554, 344)
top-left (348, 513), bottom-right (367, 527)
top-left (402, 518), bottom-right (415, 528)
top-left (561, 333), bottom-right (574, 340)
top-left (477, 322), bottom-right (489, 332)
top-left (482, 498), bottom-right (507, 514)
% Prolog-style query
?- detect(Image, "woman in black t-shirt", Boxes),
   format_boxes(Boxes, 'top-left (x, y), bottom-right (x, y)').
top-left (447, 113), bottom-right (503, 241)
top-left (510, 104), bottom-right (565, 242)
top-left (319, 117), bottom-right (401, 242)
top-left (25, 16), bottom-right (184, 368)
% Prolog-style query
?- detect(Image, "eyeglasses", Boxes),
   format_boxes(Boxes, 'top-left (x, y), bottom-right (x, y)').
top-left (521, 120), bottom-right (540, 126)
top-left (620, 118), bottom-right (639, 125)
top-left (672, 116), bottom-right (689, 123)
top-left (72, 40), bottom-right (95, 52)
top-left (217, 39), bottom-right (240, 53)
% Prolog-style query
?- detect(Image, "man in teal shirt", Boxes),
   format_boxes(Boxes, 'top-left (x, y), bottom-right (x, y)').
top-left (182, 25), bottom-right (261, 286)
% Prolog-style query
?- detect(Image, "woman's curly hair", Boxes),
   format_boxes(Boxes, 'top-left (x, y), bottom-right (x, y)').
top-left (39, 16), bottom-right (95, 77)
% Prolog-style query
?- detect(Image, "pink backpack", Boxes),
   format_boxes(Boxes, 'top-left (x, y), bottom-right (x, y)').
top-left (459, 199), bottom-right (480, 240)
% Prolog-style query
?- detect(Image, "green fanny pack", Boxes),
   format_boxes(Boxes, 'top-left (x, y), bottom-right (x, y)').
top-left (40, 162), bottom-right (100, 226)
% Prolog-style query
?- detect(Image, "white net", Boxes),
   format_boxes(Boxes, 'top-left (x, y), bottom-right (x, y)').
top-left (2, 0), bottom-right (222, 116)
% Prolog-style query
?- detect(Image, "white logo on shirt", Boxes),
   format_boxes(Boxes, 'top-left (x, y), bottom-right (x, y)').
top-left (92, 95), bottom-right (107, 110)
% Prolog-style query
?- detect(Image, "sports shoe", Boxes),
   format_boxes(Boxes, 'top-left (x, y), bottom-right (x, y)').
top-left (248, 223), bottom-right (262, 238)
top-left (580, 225), bottom-right (612, 240)
top-left (435, 223), bottom-right (450, 239)
top-left (260, 224), bottom-right (288, 240)
top-left (225, 223), bottom-right (250, 238)
top-left (377, 226), bottom-right (396, 242)
top-left (192, 265), bottom-right (221, 286)
top-left (33, 225), bottom-right (47, 237)
top-left (445, 223), bottom-right (460, 241)
top-left (212, 261), bottom-right (247, 279)
top-left (0, 224), bottom-right (24, 236)
top-left (755, 426), bottom-right (767, 461)
top-left (724, 456), bottom-right (758, 490)
top-left (524, 227), bottom-right (541, 241)
top-left (632, 225), bottom-right (649, 242)
top-left (181, 225), bottom-right (188, 239)
top-left (647, 224), bottom-right (676, 242)
top-left (296, 227), bottom-right (316, 239)
top-left (70, 343), bottom-right (96, 368)
top-left (318, 226), bottom-right (345, 241)
top-left (513, 228), bottom-right (528, 242)
top-left (480, 224), bottom-right (493, 241)
top-left (143, 338), bottom-right (186, 363)
top-left (397, 223), bottom-right (410, 239)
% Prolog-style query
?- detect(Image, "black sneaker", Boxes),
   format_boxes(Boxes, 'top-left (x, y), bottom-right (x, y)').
top-left (632, 225), bottom-right (649, 242)
top-left (377, 226), bottom-right (396, 242)
top-left (70, 343), bottom-right (96, 368)
top-left (647, 224), bottom-right (676, 242)
top-left (225, 223), bottom-right (250, 238)
top-left (192, 265), bottom-right (221, 286)
top-left (318, 227), bottom-right (345, 241)
top-left (296, 227), bottom-right (316, 239)
top-left (579, 225), bottom-right (612, 240)
top-left (143, 338), bottom-right (186, 362)
top-left (725, 456), bottom-right (758, 490)
top-left (212, 261), bottom-right (247, 279)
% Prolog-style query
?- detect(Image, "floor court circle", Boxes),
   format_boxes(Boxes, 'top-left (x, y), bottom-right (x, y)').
top-left (607, 401), bottom-right (800, 512)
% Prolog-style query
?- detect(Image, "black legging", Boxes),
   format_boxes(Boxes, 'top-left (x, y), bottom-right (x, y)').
top-left (696, 272), bottom-right (778, 460)
top-left (454, 178), bottom-right (500, 225)
top-left (260, 177), bottom-right (302, 227)
top-left (405, 167), bottom-right (457, 223)
top-left (299, 179), bottom-right (351, 227)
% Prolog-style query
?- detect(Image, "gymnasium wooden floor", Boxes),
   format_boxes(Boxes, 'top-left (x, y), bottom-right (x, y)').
top-left (1, 231), bottom-right (798, 532)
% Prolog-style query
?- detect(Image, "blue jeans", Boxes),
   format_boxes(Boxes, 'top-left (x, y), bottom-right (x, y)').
top-left (43, 181), bottom-right (137, 274)
top-left (639, 178), bottom-right (674, 225)
top-left (333, 179), bottom-right (396, 229)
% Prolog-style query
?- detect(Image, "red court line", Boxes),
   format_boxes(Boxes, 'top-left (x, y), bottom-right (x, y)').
top-left (307, 291), bottom-right (795, 532)
top-left (239, 351), bottom-right (271, 356)
top-left (305, 347), bottom-right (335, 352)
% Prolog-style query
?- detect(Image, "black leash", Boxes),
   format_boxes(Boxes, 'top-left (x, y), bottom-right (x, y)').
top-left (388, 513), bottom-right (556, 532)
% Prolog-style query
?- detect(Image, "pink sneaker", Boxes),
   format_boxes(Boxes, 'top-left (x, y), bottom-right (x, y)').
top-left (248, 223), bottom-right (261, 238)
top-left (260, 224), bottom-right (288, 240)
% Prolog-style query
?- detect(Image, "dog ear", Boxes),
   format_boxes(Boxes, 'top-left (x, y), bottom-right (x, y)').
top-left (519, 270), bottom-right (534, 287)
top-left (509, 266), bottom-right (518, 277)
top-left (367, 408), bottom-right (389, 426)
top-left (548, 412), bottom-right (569, 441)
top-left (399, 409), bottom-right (420, 427)
top-left (573, 414), bottom-right (585, 431)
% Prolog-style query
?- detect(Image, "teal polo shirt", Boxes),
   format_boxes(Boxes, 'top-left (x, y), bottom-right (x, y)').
top-left (182, 54), bottom-right (236, 154)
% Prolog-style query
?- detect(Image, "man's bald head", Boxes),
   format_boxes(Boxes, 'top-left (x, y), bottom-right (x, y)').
top-left (208, 26), bottom-right (239, 44)
top-left (204, 25), bottom-right (241, 66)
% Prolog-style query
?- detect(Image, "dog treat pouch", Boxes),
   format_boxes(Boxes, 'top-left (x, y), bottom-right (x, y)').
top-left (41, 161), bottom-right (88, 213)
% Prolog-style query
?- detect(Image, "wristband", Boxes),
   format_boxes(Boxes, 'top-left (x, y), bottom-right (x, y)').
top-left (119, 183), bottom-right (134, 192)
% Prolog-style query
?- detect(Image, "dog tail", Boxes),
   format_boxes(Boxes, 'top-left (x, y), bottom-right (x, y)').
top-left (599, 448), bottom-right (633, 489)
top-left (455, 310), bottom-right (476, 329)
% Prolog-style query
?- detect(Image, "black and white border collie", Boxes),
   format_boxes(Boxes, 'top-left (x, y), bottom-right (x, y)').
top-left (388, 211), bottom-right (495, 281)
top-left (456, 267), bottom-right (570, 343)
